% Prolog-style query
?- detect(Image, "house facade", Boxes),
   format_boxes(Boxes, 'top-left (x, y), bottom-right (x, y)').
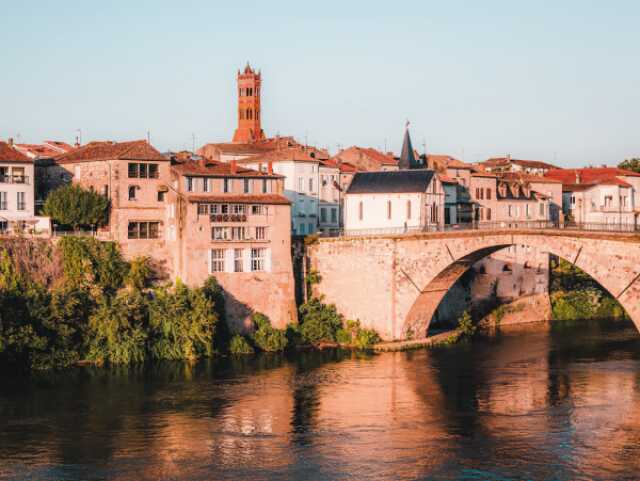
top-left (344, 170), bottom-right (445, 233)
top-left (0, 141), bottom-right (50, 235)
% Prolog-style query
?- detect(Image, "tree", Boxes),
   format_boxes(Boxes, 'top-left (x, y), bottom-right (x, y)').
top-left (43, 184), bottom-right (109, 230)
top-left (618, 158), bottom-right (640, 174)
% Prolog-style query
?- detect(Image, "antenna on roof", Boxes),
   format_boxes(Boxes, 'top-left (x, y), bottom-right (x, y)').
top-left (76, 129), bottom-right (82, 146)
top-left (146, 131), bottom-right (151, 144)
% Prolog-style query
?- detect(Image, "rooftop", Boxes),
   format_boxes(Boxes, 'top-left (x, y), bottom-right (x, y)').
top-left (172, 159), bottom-right (282, 178)
top-left (0, 142), bottom-right (32, 163)
top-left (347, 169), bottom-right (436, 194)
top-left (482, 157), bottom-right (559, 170)
top-left (55, 140), bottom-right (166, 163)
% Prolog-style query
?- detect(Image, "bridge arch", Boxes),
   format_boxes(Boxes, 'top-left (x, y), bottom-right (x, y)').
top-left (403, 239), bottom-right (637, 338)
top-left (309, 230), bottom-right (640, 341)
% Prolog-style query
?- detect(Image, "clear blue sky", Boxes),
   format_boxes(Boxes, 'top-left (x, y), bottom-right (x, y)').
top-left (1, 0), bottom-right (638, 166)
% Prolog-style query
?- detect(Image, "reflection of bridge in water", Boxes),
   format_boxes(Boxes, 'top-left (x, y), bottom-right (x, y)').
top-left (309, 227), bottom-right (640, 340)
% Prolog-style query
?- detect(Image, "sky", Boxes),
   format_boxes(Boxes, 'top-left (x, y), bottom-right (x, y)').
top-left (1, 0), bottom-right (638, 166)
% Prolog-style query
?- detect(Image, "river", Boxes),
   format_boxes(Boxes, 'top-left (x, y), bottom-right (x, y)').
top-left (1, 318), bottom-right (640, 481)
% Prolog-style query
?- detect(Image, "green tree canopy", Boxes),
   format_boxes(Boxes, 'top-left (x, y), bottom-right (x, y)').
top-left (43, 184), bottom-right (109, 230)
top-left (618, 158), bottom-right (640, 173)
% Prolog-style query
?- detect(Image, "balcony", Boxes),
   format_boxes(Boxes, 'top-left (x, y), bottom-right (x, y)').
top-left (0, 175), bottom-right (29, 185)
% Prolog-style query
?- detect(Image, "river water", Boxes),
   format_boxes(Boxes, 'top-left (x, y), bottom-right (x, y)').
top-left (1, 319), bottom-right (640, 481)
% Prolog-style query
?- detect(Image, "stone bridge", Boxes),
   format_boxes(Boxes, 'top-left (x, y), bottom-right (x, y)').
top-left (308, 229), bottom-right (640, 340)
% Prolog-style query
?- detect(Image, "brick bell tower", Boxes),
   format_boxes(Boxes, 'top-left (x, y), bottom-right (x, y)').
top-left (232, 62), bottom-right (266, 144)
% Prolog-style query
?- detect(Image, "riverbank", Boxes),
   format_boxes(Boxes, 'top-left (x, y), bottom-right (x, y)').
top-left (373, 328), bottom-right (464, 352)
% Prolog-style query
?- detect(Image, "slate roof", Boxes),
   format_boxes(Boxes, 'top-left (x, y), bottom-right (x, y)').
top-left (347, 170), bottom-right (435, 194)
top-left (398, 128), bottom-right (417, 170)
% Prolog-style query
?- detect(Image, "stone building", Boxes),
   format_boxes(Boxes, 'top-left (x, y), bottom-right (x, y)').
top-left (0, 140), bottom-right (51, 235)
top-left (166, 157), bottom-right (297, 330)
top-left (45, 140), bottom-right (296, 331)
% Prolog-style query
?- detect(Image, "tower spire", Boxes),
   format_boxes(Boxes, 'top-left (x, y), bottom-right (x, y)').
top-left (232, 63), bottom-right (266, 144)
top-left (399, 122), bottom-right (417, 169)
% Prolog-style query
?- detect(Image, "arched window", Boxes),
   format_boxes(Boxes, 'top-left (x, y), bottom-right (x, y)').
top-left (246, 108), bottom-right (251, 119)
top-left (502, 263), bottom-right (512, 272)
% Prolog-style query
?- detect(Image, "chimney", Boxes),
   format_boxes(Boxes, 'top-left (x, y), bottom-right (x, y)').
top-left (267, 161), bottom-right (273, 175)
top-left (575, 171), bottom-right (581, 184)
top-left (8, 137), bottom-right (13, 147)
top-left (230, 159), bottom-right (237, 174)
top-left (74, 136), bottom-right (80, 148)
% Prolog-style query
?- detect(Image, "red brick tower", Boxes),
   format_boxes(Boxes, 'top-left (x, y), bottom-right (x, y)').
top-left (232, 63), bottom-right (266, 144)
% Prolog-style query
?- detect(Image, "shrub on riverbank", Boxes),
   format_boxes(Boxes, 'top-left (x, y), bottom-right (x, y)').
top-left (229, 335), bottom-right (254, 355)
top-left (298, 298), bottom-right (381, 349)
top-left (0, 239), bottom-right (227, 370)
top-left (550, 259), bottom-right (628, 321)
top-left (251, 313), bottom-right (288, 352)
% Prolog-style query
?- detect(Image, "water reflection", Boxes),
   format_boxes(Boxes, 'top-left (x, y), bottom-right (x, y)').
top-left (1, 319), bottom-right (640, 480)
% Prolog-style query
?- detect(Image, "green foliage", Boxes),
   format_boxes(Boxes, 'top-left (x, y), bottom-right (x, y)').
top-left (86, 291), bottom-right (148, 365)
top-left (353, 327), bottom-right (381, 349)
top-left (457, 310), bottom-right (476, 338)
top-left (58, 237), bottom-right (128, 293)
top-left (305, 269), bottom-right (322, 286)
top-left (251, 313), bottom-right (288, 352)
top-left (229, 335), bottom-right (254, 355)
top-left (298, 297), bottom-right (343, 344)
top-left (550, 259), bottom-right (627, 321)
top-left (43, 184), bottom-right (109, 229)
top-left (618, 158), bottom-right (640, 174)
top-left (125, 256), bottom-right (153, 291)
top-left (147, 281), bottom-right (218, 361)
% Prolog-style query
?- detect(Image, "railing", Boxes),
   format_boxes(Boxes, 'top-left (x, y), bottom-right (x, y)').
top-left (320, 221), bottom-right (640, 238)
top-left (0, 175), bottom-right (29, 184)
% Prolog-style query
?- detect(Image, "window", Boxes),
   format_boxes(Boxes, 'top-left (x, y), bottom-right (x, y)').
top-left (203, 178), bottom-right (209, 192)
top-left (299, 223), bottom-right (306, 235)
top-left (231, 226), bottom-right (246, 240)
top-left (309, 178), bottom-right (314, 192)
top-left (604, 195), bottom-right (613, 208)
top-left (387, 200), bottom-right (392, 219)
top-left (186, 177), bottom-right (193, 192)
top-left (331, 208), bottom-right (337, 223)
top-left (244, 178), bottom-right (251, 193)
top-left (320, 207), bottom-right (327, 223)
top-left (252, 205), bottom-right (263, 215)
top-left (198, 204), bottom-right (208, 215)
top-left (298, 177), bottom-right (304, 191)
top-left (308, 223), bottom-right (313, 234)
top-left (0, 192), bottom-right (6, 210)
top-left (508, 205), bottom-right (513, 217)
top-left (262, 179), bottom-right (268, 193)
top-left (486, 188), bottom-right (491, 200)
top-left (232, 204), bottom-right (246, 215)
top-left (570, 195), bottom-right (576, 206)
top-left (525, 204), bottom-right (530, 218)
top-left (128, 186), bottom-right (137, 200)
top-left (486, 208), bottom-right (492, 221)
top-left (17, 192), bottom-right (26, 210)
top-left (223, 178), bottom-right (230, 193)
top-left (0, 220), bottom-right (6, 232)
top-left (211, 249), bottom-right (225, 273)
top-left (406, 200), bottom-right (412, 220)
top-left (212, 226), bottom-right (227, 240)
top-left (128, 221), bottom-right (160, 239)
top-left (358, 201), bottom-right (363, 220)
top-left (234, 249), bottom-right (244, 272)
top-left (102, 185), bottom-right (109, 197)
top-left (255, 226), bottom-right (267, 240)
top-left (539, 203), bottom-right (545, 217)
top-left (128, 163), bottom-right (158, 179)
top-left (251, 248), bottom-right (266, 271)
top-left (128, 163), bottom-right (138, 178)
top-left (157, 191), bottom-right (165, 202)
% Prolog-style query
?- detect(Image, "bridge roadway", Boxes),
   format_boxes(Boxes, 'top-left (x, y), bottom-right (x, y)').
top-left (308, 227), bottom-right (640, 341)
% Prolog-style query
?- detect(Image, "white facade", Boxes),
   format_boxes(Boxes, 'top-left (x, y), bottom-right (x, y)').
top-left (243, 159), bottom-right (321, 236)
top-left (0, 159), bottom-right (50, 235)
top-left (318, 163), bottom-right (340, 232)
top-left (566, 183), bottom-right (636, 226)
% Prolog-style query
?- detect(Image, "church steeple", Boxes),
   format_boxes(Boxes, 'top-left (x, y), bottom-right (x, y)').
top-left (232, 63), bottom-right (266, 144)
top-left (399, 122), bottom-right (418, 169)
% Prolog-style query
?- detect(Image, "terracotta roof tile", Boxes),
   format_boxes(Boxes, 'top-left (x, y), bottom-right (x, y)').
top-left (186, 193), bottom-right (290, 205)
top-left (172, 159), bottom-right (282, 178)
top-left (56, 140), bottom-right (166, 163)
top-left (545, 167), bottom-right (640, 188)
top-left (0, 142), bottom-right (32, 163)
